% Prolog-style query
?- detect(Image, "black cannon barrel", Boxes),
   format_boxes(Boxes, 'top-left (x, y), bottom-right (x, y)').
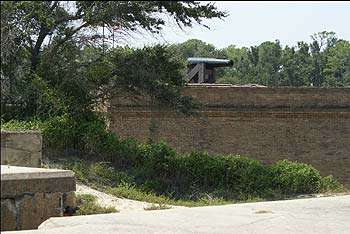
top-left (187, 57), bottom-right (233, 67)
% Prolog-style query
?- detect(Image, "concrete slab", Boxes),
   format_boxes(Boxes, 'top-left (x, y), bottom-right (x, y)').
top-left (1, 165), bottom-right (74, 180)
top-left (1, 165), bottom-right (75, 196)
top-left (4, 195), bottom-right (350, 234)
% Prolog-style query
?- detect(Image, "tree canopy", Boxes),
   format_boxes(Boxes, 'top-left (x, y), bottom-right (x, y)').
top-left (1, 1), bottom-right (225, 119)
top-left (169, 31), bottom-right (350, 87)
top-left (1, 1), bottom-right (226, 71)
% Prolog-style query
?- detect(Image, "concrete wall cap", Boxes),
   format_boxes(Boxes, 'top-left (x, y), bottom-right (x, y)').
top-left (1, 165), bottom-right (74, 181)
top-left (1, 130), bottom-right (42, 134)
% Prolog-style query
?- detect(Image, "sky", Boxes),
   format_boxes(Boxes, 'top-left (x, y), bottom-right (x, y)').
top-left (129, 1), bottom-right (350, 49)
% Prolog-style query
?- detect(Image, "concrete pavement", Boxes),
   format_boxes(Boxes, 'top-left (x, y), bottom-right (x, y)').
top-left (4, 195), bottom-right (350, 234)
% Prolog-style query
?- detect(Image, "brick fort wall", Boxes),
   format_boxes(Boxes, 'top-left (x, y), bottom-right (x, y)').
top-left (108, 84), bottom-right (350, 184)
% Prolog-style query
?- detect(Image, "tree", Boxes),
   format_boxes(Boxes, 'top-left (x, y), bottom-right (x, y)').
top-left (255, 40), bottom-right (283, 86)
top-left (323, 40), bottom-right (350, 87)
top-left (1, 1), bottom-right (226, 72)
top-left (1, 1), bottom-right (226, 119)
top-left (168, 39), bottom-right (223, 58)
top-left (216, 31), bottom-right (349, 87)
top-left (217, 45), bottom-right (248, 84)
top-left (309, 31), bottom-right (338, 86)
top-left (280, 42), bottom-right (312, 87)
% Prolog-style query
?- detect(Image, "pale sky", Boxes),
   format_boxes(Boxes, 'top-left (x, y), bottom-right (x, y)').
top-left (128, 1), bottom-right (350, 49)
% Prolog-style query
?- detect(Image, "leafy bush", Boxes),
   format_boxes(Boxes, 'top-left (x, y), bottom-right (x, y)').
top-left (0, 118), bottom-right (45, 131)
top-left (320, 175), bottom-right (342, 192)
top-left (2, 117), bottom-right (342, 203)
top-left (63, 141), bottom-right (340, 203)
top-left (65, 160), bottom-right (134, 188)
top-left (271, 160), bottom-right (323, 195)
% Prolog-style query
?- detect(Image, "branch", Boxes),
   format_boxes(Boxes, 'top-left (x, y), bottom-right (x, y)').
top-left (50, 1), bottom-right (59, 11)
top-left (54, 14), bottom-right (84, 25)
top-left (49, 22), bottom-right (89, 55)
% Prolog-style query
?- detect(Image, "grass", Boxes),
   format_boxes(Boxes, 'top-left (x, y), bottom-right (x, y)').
top-left (1, 118), bottom-right (45, 131)
top-left (44, 158), bottom-right (241, 207)
top-left (75, 194), bottom-right (118, 215)
top-left (144, 203), bottom-right (172, 211)
top-left (254, 210), bottom-right (273, 214)
top-left (44, 157), bottom-right (347, 209)
top-left (106, 183), bottom-right (233, 207)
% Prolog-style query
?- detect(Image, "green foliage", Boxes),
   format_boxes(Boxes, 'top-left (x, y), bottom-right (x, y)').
top-left (107, 45), bottom-right (199, 114)
top-left (2, 115), bottom-right (342, 202)
top-left (1, 1), bottom-right (224, 120)
top-left (168, 32), bottom-right (349, 87)
top-left (65, 160), bottom-right (134, 187)
top-left (320, 176), bottom-right (343, 193)
top-left (76, 194), bottom-right (117, 215)
top-left (0, 118), bottom-right (45, 131)
top-left (4, 115), bottom-right (342, 204)
top-left (62, 149), bottom-right (342, 207)
top-left (144, 204), bottom-right (171, 211)
top-left (168, 39), bottom-right (224, 58)
top-left (2, 44), bottom-right (199, 120)
top-left (271, 160), bottom-right (323, 195)
top-left (323, 40), bottom-right (350, 87)
top-left (55, 132), bottom-right (341, 203)
top-left (107, 182), bottom-right (170, 205)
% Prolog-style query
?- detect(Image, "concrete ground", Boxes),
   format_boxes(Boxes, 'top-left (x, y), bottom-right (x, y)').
top-left (5, 195), bottom-right (350, 234)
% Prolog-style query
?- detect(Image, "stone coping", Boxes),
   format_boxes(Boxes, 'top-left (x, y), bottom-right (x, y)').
top-left (1, 165), bottom-right (76, 197)
top-left (1, 130), bottom-right (41, 134)
top-left (185, 83), bottom-right (350, 89)
top-left (1, 165), bottom-right (74, 180)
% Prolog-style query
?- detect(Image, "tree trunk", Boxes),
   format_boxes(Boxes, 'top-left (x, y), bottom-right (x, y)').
top-left (30, 29), bottom-right (48, 72)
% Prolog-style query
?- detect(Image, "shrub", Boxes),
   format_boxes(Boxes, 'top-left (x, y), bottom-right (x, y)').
top-left (0, 118), bottom-right (45, 131)
top-left (320, 175), bottom-right (342, 192)
top-left (271, 160), bottom-right (323, 195)
top-left (3, 117), bottom-right (342, 203)
top-left (65, 160), bottom-right (134, 188)
top-left (169, 152), bottom-right (270, 199)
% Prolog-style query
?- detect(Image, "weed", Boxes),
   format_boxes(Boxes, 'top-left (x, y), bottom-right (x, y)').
top-left (75, 194), bottom-right (118, 215)
top-left (144, 204), bottom-right (172, 211)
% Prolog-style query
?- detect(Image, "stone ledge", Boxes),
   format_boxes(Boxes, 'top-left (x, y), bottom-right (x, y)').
top-left (1, 130), bottom-right (42, 134)
top-left (1, 166), bottom-right (75, 197)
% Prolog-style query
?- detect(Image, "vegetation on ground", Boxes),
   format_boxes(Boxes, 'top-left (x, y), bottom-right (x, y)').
top-left (144, 204), bottom-right (172, 211)
top-left (42, 141), bottom-right (343, 207)
top-left (75, 194), bottom-right (118, 216)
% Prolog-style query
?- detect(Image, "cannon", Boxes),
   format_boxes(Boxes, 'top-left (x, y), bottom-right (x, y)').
top-left (186, 57), bottom-right (233, 84)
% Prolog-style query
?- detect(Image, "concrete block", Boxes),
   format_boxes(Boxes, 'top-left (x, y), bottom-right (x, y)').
top-left (1, 165), bottom-right (75, 197)
top-left (1, 199), bottom-right (17, 231)
top-left (1, 166), bottom-right (76, 231)
top-left (1, 131), bottom-right (42, 167)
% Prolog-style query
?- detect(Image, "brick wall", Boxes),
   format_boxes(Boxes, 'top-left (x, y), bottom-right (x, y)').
top-left (108, 85), bottom-right (350, 184)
